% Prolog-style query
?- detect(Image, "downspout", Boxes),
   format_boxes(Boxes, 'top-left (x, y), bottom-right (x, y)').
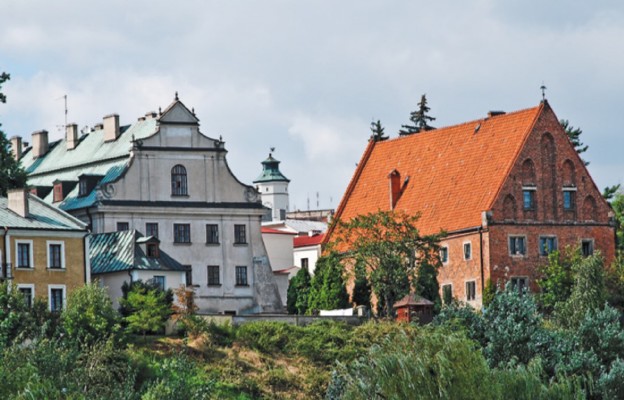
top-left (85, 207), bottom-right (93, 231)
top-left (2, 227), bottom-right (8, 280)
top-left (83, 234), bottom-right (91, 284)
top-left (479, 227), bottom-right (485, 294)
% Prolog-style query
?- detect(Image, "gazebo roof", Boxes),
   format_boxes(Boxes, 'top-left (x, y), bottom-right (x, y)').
top-left (393, 293), bottom-right (434, 308)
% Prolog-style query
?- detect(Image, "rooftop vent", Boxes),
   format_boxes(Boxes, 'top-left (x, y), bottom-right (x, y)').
top-left (487, 111), bottom-right (506, 118)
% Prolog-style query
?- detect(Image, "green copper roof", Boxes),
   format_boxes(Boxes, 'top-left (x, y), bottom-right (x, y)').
top-left (0, 193), bottom-right (87, 231)
top-left (253, 154), bottom-right (290, 183)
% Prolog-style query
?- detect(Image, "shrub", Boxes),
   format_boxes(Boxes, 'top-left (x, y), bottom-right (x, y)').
top-left (141, 355), bottom-right (214, 400)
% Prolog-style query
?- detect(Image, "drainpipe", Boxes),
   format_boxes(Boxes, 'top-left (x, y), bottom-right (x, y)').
top-left (479, 227), bottom-right (485, 294)
top-left (2, 227), bottom-right (8, 280)
top-left (85, 207), bottom-right (93, 231)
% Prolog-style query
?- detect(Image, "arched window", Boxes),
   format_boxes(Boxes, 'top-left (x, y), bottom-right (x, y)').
top-left (521, 159), bottom-right (536, 185)
top-left (503, 194), bottom-right (516, 220)
top-left (171, 165), bottom-right (188, 196)
top-left (562, 159), bottom-right (576, 186)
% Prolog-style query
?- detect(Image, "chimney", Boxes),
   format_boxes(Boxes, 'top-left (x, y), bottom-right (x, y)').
top-left (32, 130), bottom-right (49, 158)
top-left (388, 169), bottom-right (401, 210)
top-left (103, 114), bottom-right (120, 142)
top-left (487, 110), bottom-right (506, 118)
top-left (145, 111), bottom-right (158, 120)
top-left (10, 136), bottom-right (22, 160)
top-left (7, 189), bottom-right (29, 218)
top-left (66, 123), bottom-right (79, 150)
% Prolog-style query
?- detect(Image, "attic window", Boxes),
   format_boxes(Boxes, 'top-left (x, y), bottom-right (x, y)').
top-left (79, 180), bottom-right (88, 197)
top-left (147, 243), bottom-right (159, 258)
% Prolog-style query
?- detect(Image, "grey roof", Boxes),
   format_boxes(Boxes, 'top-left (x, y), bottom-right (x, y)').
top-left (89, 230), bottom-right (189, 275)
top-left (0, 194), bottom-right (87, 231)
top-left (264, 219), bottom-right (327, 234)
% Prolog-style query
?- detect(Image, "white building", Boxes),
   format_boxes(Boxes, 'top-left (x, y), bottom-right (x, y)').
top-left (293, 233), bottom-right (324, 275)
top-left (254, 152), bottom-right (290, 222)
top-left (16, 95), bottom-right (283, 315)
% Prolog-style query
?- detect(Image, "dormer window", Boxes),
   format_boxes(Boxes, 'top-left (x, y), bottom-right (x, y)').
top-left (171, 165), bottom-right (188, 196)
top-left (79, 180), bottom-right (88, 197)
top-left (147, 243), bottom-right (159, 258)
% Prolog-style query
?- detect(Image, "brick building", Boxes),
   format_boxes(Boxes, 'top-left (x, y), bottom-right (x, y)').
top-left (327, 100), bottom-right (615, 307)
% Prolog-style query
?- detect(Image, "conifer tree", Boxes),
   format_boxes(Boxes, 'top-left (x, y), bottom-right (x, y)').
top-left (307, 252), bottom-right (349, 312)
top-left (399, 94), bottom-right (436, 136)
top-left (369, 120), bottom-right (388, 142)
top-left (351, 262), bottom-right (371, 308)
top-left (0, 72), bottom-right (27, 195)
top-left (287, 268), bottom-right (312, 315)
top-left (560, 119), bottom-right (588, 165)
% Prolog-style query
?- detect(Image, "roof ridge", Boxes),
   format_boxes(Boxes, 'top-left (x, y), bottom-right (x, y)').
top-left (28, 193), bottom-right (88, 229)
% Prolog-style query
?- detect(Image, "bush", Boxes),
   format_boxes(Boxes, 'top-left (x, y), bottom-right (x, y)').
top-left (236, 321), bottom-right (300, 354)
top-left (141, 355), bottom-right (214, 400)
top-left (120, 281), bottom-right (172, 337)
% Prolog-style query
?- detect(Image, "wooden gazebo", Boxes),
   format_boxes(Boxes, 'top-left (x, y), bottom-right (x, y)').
top-left (393, 294), bottom-right (434, 324)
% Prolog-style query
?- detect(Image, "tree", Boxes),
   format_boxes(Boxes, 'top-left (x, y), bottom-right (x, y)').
top-left (560, 119), bottom-right (588, 165)
top-left (413, 257), bottom-right (441, 311)
top-left (369, 120), bottom-right (388, 142)
top-left (307, 252), bottom-right (349, 312)
top-left (603, 184), bottom-right (621, 202)
top-left (0, 72), bottom-right (27, 195)
top-left (610, 191), bottom-right (624, 251)
top-left (330, 210), bottom-right (443, 317)
top-left (119, 282), bottom-right (171, 338)
top-left (62, 283), bottom-right (122, 346)
top-left (286, 268), bottom-right (311, 315)
top-left (536, 249), bottom-right (576, 314)
top-left (398, 94), bottom-right (436, 136)
top-left (351, 262), bottom-right (371, 308)
top-left (0, 282), bottom-right (36, 348)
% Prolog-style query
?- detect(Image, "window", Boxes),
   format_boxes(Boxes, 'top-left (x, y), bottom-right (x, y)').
top-left (236, 266), bottom-right (248, 286)
top-left (47, 241), bottom-right (64, 269)
top-left (206, 224), bottom-right (219, 244)
top-left (174, 223), bottom-right (191, 243)
top-left (49, 285), bottom-right (65, 312)
top-left (523, 189), bottom-right (535, 210)
top-left (16, 241), bottom-right (33, 268)
top-left (146, 223), bottom-right (159, 238)
top-left (53, 184), bottom-right (63, 203)
top-left (171, 165), bottom-right (188, 196)
top-left (185, 269), bottom-right (193, 286)
top-left (509, 236), bottom-right (527, 256)
top-left (79, 180), bottom-right (88, 197)
top-left (117, 222), bottom-right (129, 231)
top-left (442, 284), bottom-right (453, 305)
top-left (581, 239), bottom-right (594, 257)
top-left (146, 243), bottom-right (159, 258)
top-left (539, 236), bottom-right (557, 256)
top-left (17, 285), bottom-right (34, 308)
top-left (510, 277), bottom-right (529, 294)
top-left (234, 224), bottom-right (247, 244)
top-left (466, 281), bottom-right (476, 301)
top-left (152, 276), bottom-right (165, 291)
top-left (207, 265), bottom-right (220, 286)
top-left (463, 242), bottom-right (472, 260)
top-left (563, 190), bottom-right (576, 211)
top-left (440, 246), bottom-right (449, 264)
top-left (301, 258), bottom-right (309, 271)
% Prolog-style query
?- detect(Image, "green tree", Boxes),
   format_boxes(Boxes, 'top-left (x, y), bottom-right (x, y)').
top-left (286, 268), bottom-right (311, 315)
top-left (536, 249), bottom-right (576, 314)
top-left (560, 119), bottom-right (588, 165)
top-left (62, 282), bottom-right (122, 346)
top-left (307, 252), bottom-right (349, 312)
top-left (413, 257), bottom-right (441, 311)
top-left (369, 119), bottom-right (388, 142)
top-left (482, 279), bottom-right (496, 307)
top-left (0, 72), bottom-right (28, 195)
top-left (398, 94), bottom-right (436, 136)
top-left (120, 283), bottom-right (171, 338)
top-left (0, 282), bottom-right (36, 348)
top-left (351, 262), bottom-right (371, 308)
top-left (330, 210), bottom-right (443, 317)
top-left (611, 191), bottom-right (624, 251)
top-left (603, 184), bottom-right (621, 202)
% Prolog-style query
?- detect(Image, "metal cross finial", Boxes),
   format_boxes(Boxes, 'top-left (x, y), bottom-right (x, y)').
top-left (540, 83), bottom-right (547, 101)
top-left (175, 91), bottom-right (179, 101)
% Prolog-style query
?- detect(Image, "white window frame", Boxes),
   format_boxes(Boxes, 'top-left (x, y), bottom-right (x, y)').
top-left (508, 235), bottom-right (527, 257)
top-left (563, 187), bottom-right (577, 211)
top-left (465, 280), bottom-right (476, 301)
top-left (17, 284), bottom-right (35, 307)
top-left (48, 284), bottom-right (66, 312)
top-left (15, 239), bottom-right (34, 269)
top-left (522, 186), bottom-right (537, 210)
top-left (47, 240), bottom-right (66, 269)
top-left (440, 246), bottom-right (449, 264)
top-left (463, 242), bottom-right (472, 261)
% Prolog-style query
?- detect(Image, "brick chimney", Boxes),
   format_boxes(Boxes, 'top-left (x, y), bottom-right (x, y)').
top-left (103, 114), bottom-right (120, 142)
top-left (10, 136), bottom-right (22, 160)
top-left (7, 188), bottom-right (29, 218)
top-left (66, 123), bottom-right (79, 150)
top-left (388, 169), bottom-right (401, 210)
top-left (32, 130), bottom-right (49, 158)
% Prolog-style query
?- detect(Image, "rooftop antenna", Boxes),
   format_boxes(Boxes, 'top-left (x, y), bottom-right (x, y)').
top-left (316, 191), bottom-right (319, 208)
top-left (55, 94), bottom-right (68, 134)
top-left (540, 83), bottom-right (547, 101)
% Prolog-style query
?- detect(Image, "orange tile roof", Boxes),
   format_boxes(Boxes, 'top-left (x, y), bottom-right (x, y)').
top-left (332, 104), bottom-right (543, 236)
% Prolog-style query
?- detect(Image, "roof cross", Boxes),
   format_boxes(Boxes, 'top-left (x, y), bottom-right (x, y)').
top-left (540, 83), bottom-right (547, 101)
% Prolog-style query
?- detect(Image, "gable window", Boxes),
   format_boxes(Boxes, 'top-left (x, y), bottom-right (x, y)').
top-left (117, 222), bottom-right (129, 231)
top-left (234, 224), bottom-right (247, 244)
top-left (171, 165), bottom-right (188, 196)
top-left (49, 285), bottom-right (65, 312)
top-left (17, 285), bottom-right (34, 308)
top-left (236, 266), bottom-right (248, 286)
top-left (442, 284), bottom-right (453, 305)
top-left (539, 236), bottom-right (557, 256)
top-left (174, 223), bottom-right (191, 243)
top-left (146, 223), bottom-right (159, 238)
top-left (509, 236), bottom-right (527, 256)
top-left (47, 241), bottom-right (65, 269)
top-left (523, 188), bottom-right (536, 210)
top-left (206, 224), bottom-right (219, 244)
top-left (440, 246), bottom-right (449, 264)
top-left (581, 239), bottom-right (594, 257)
top-left (466, 281), bottom-right (476, 301)
top-left (207, 265), bottom-right (220, 286)
top-left (510, 277), bottom-right (529, 294)
top-left (463, 242), bottom-right (472, 260)
top-left (16, 241), bottom-right (33, 269)
top-left (301, 258), bottom-right (309, 271)
top-left (563, 190), bottom-right (576, 211)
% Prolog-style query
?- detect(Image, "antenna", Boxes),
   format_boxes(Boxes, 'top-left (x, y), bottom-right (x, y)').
top-left (316, 191), bottom-right (319, 208)
top-left (55, 94), bottom-right (68, 134)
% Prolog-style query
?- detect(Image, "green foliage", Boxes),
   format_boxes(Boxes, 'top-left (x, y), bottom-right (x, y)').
top-left (482, 278), bottom-right (496, 307)
top-left (369, 119), bottom-right (388, 142)
top-left (597, 358), bottom-right (624, 400)
top-left (434, 301), bottom-right (485, 345)
top-left (536, 249), bottom-right (576, 314)
top-left (351, 262), bottom-right (371, 308)
top-left (0, 282), bottom-right (36, 349)
top-left (141, 355), bottom-right (214, 400)
top-left (603, 184), bottom-right (621, 202)
top-left (307, 252), bottom-right (350, 313)
top-left (0, 72), bottom-right (28, 196)
top-left (62, 282), bottom-right (122, 346)
top-left (560, 119), bottom-right (588, 165)
top-left (287, 267), bottom-right (311, 315)
top-left (414, 257), bottom-right (441, 312)
top-left (398, 93), bottom-right (436, 135)
top-left (611, 191), bottom-right (624, 251)
top-left (120, 282), bottom-right (172, 337)
top-left (331, 209), bottom-right (443, 317)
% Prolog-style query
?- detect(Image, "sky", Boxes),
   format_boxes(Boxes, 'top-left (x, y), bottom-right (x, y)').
top-left (1, 1), bottom-right (623, 211)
